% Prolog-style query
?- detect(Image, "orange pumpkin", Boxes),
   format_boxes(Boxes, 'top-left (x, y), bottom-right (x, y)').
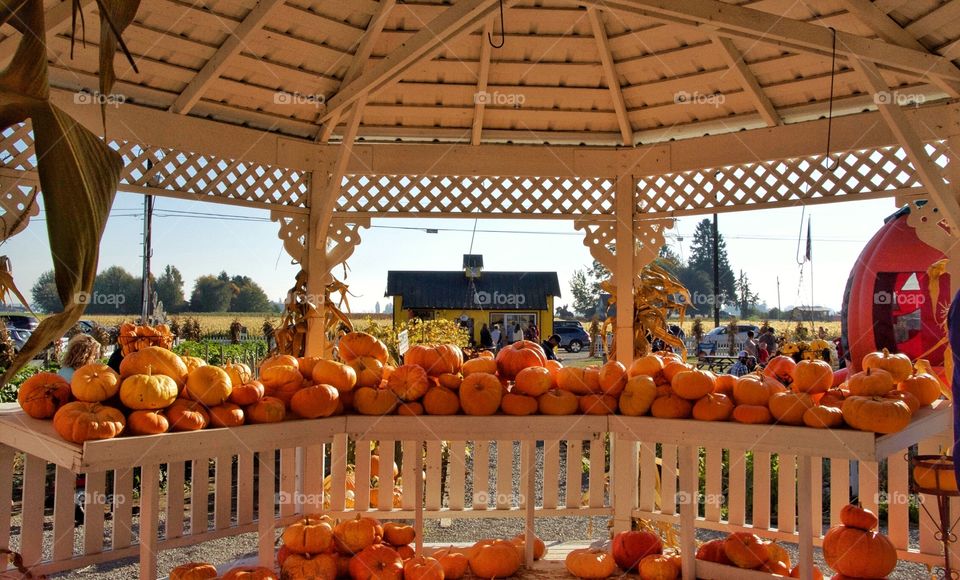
top-left (350, 356), bottom-right (387, 389)
top-left (714, 374), bottom-right (736, 396)
top-left (166, 399), bottom-right (210, 431)
top-left (18, 372), bottom-right (71, 419)
top-left (339, 331), bottom-right (390, 363)
top-left (349, 544), bottom-right (403, 580)
top-left (469, 539), bottom-right (521, 579)
top-left (768, 391), bottom-right (814, 425)
top-left (564, 547), bottom-right (618, 579)
top-left (671, 369), bottom-right (715, 400)
top-left (579, 393), bottom-right (617, 415)
top-left (260, 354), bottom-right (299, 373)
top-left (538, 388), bottom-right (579, 415)
top-left (353, 387), bottom-right (400, 416)
top-left (387, 364), bottom-right (430, 401)
top-left (692, 392), bottom-right (734, 421)
top-left (220, 566), bottom-right (277, 580)
top-left (208, 402), bottom-right (245, 428)
top-left (598, 360), bottom-right (628, 396)
top-left (423, 387), bottom-right (460, 415)
top-left (618, 375), bottom-right (658, 416)
top-left (334, 514), bottom-right (384, 554)
top-left (763, 355), bottom-right (797, 385)
top-left (511, 533), bottom-right (547, 560)
top-left (661, 361), bottom-right (690, 383)
top-left (765, 541), bottom-right (792, 569)
top-left (259, 365), bottom-right (304, 405)
top-left (847, 368), bottom-right (895, 396)
top-left (291, 384), bottom-right (340, 419)
top-left (180, 356), bottom-right (206, 374)
top-left (311, 359), bottom-right (357, 393)
top-left (862, 348), bottom-right (912, 382)
top-left (127, 409), bottom-right (169, 435)
top-left (840, 504), bottom-right (878, 530)
top-left (221, 362), bottom-right (252, 388)
top-left (803, 405), bottom-right (844, 428)
top-left (695, 538), bottom-right (732, 565)
top-left (169, 562), bottom-right (217, 580)
top-left (404, 556), bottom-right (444, 580)
top-left (280, 553), bottom-right (338, 580)
top-left (432, 548), bottom-right (469, 579)
top-left (885, 390), bottom-right (920, 414)
top-left (723, 532), bottom-right (769, 569)
top-left (628, 354), bottom-right (664, 377)
top-left (296, 357), bottom-right (320, 378)
top-left (822, 525), bottom-right (897, 578)
top-left (638, 554), bottom-right (679, 579)
top-left (501, 392), bottom-right (538, 416)
top-left (382, 522), bottom-right (415, 546)
top-left (283, 513), bottom-right (336, 554)
top-left (513, 366), bottom-right (553, 397)
top-left (397, 401), bottom-right (424, 416)
top-left (230, 380), bottom-right (265, 406)
top-left (120, 346), bottom-right (189, 385)
top-left (185, 365), bottom-right (232, 406)
top-left (459, 372), bottom-right (502, 416)
top-left (462, 357), bottom-right (498, 376)
top-left (732, 404), bottom-right (773, 424)
top-left (438, 372), bottom-right (462, 390)
top-left (792, 359), bottom-right (833, 394)
top-left (53, 402), bottom-right (125, 443)
top-left (120, 373), bottom-right (179, 410)
top-left (394, 544), bottom-right (415, 560)
top-left (732, 372), bottom-right (785, 406)
top-left (245, 396), bottom-right (286, 423)
top-left (495, 340), bottom-right (548, 380)
top-left (842, 396), bottom-right (911, 433)
top-left (556, 367), bottom-right (597, 395)
top-left (818, 387), bottom-right (848, 409)
top-left (650, 395), bottom-right (693, 419)
top-left (406, 344), bottom-right (462, 377)
top-left (790, 566), bottom-right (824, 580)
top-left (70, 363), bottom-right (121, 402)
top-left (898, 366), bottom-right (941, 406)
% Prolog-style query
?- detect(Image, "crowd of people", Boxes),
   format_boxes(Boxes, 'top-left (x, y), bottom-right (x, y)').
top-left (478, 321), bottom-right (562, 361)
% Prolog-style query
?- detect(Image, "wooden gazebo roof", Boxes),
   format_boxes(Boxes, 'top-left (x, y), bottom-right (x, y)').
top-left (6, 0), bottom-right (960, 146)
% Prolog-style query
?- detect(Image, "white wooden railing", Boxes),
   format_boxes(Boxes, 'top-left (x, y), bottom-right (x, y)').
top-left (0, 406), bottom-right (955, 578)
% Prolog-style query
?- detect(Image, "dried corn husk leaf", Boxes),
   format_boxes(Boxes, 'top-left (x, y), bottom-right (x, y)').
top-left (274, 269), bottom-right (354, 357)
top-left (0, 257), bottom-right (34, 314)
top-left (603, 263), bottom-right (689, 360)
top-left (95, 0), bottom-right (140, 127)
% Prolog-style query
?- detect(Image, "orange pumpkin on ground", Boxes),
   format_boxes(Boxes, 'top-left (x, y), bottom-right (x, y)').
top-left (671, 369), bottom-right (715, 400)
top-left (348, 544), bottom-right (403, 580)
top-left (822, 525), bottom-right (897, 578)
top-left (280, 553), bottom-right (338, 579)
top-left (579, 393), bottom-right (617, 415)
top-left (387, 364), bottom-right (430, 401)
top-left (18, 372), bottom-right (71, 419)
top-left (511, 533), bottom-right (547, 560)
top-left (598, 360), bottom-right (628, 396)
top-left (496, 340), bottom-right (548, 380)
top-left (350, 356), bottom-right (387, 389)
top-left (185, 365), bottom-right (232, 406)
top-left (619, 375), bottom-right (658, 416)
top-left (404, 556), bottom-right (444, 580)
top-left (127, 409), bottom-right (169, 435)
top-left (612, 530), bottom-right (662, 572)
top-left (792, 359), bottom-right (833, 394)
top-left (862, 348), bottom-right (913, 382)
top-left (353, 387), bottom-right (400, 416)
top-left (638, 553), bottom-right (679, 579)
top-left (763, 355), bottom-right (797, 385)
top-left (422, 386), bottom-right (460, 415)
top-left (406, 344), bottom-right (462, 376)
top-left (208, 403), bottom-right (244, 427)
top-left (459, 372), bottom-right (502, 416)
top-left (732, 404), bottom-right (773, 424)
top-left (339, 331), bottom-right (390, 363)
top-left (220, 566), bottom-right (278, 580)
top-left (469, 539), bottom-right (522, 578)
top-left (847, 368), bottom-right (895, 396)
top-left (723, 532), bottom-right (769, 569)
top-left (842, 395), bottom-right (911, 433)
top-left (692, 392), bottom-right (734, 421)
top-left (291, 384), bottom-right (340, 419)
top-left (650, 395), bottom-right (693, 419)
top-left (311, 359), bottom-right (357, 393)
top-left (229, 380), bottom-right (264, 406)
top-left (283, 513), bottom-right (336, 554)
top-left (628, 354), bottom-right (664, 377)
top-left (538, 388), bottom-right (579, 415)
top-left (120, 346), bottom-right (190, 385)
top-left (803, 405), bottom-right (844, 428)
top-left (768, 391), bottom-right (815, 425)
top-left (432, 548), bottom-right (469, 579)
top-left (565, 547), bottom-right (617, 579)
top-left (502, 393), bottom-right (538, 416)
top-left (169, 562), bottom-right (217, 580)
top-left (513, 366), bottom-right (553, 397)
top-left (71, 363), bottom-right (121, 402)
top-left (245, 396), bottom-right (286, 423)
top-left (167, 399), bottom-right (210, 431)
top-left (53, 402), bottom-right (126, 443)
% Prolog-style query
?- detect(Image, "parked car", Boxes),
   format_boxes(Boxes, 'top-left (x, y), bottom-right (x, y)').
top-left (696, 324), bottom-right (762, 355)
top-left (553, 320), bottom-right (591, 353)
top-left (0, 314), bottom-right (39, 351)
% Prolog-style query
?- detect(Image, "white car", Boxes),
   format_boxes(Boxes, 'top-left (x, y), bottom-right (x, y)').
top-left (696, 324), bottom-right (761, 355)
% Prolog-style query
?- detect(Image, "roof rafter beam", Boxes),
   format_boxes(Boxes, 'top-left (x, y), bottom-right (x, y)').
top-left (319, 0), bottom-right (509, 125)
top-left (169, 0), bottom-right (287, 115)
top-left (0, 0), bottom-right (96, 62)
top-left (905, 0), bottom-right (960, 39)
top-left (318, 0), bottom-right (395, 142)
top-left (710, 34), bottom-right (780, 126)
top-left (582, 0), bottom-right (960, 83)
top-left (852, 56), bottom-right (960, 232)
top-left (471, 18), bottom-right (495, 146)
top-left (587, 7), bottom-right (634, 145)
top-left (840, 0), bottom-right (960, 98)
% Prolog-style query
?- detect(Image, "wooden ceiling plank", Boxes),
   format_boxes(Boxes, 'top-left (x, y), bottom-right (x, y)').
top-left (169, 0), bottom-right (288, 115)
top-left (840, 0), bottom-right (960, 97)
top-left (318, 0), bottom-right (395, 142)
top-left (588, 7), bottom-right (634, 145)
top-left (319, 0), bottom-right (507, 125)
top-left (583, 0), bottom-right (960, 83)
top-left (905, 0), bottom-right (960, 39)
top-left (0, 0), bottom-right (96, 62)
top-left (853, 56), bottom-right (960, 231)
top-left (471, 19), bottom-right (494, 146)
top-left (710, 34), bottom-right (781, 126)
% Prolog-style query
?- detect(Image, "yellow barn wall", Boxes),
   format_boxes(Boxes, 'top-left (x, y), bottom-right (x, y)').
top-left (389, 296), bottom-right (555, 345)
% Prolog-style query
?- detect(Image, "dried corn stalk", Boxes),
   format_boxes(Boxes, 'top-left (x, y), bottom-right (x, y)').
top-left (274, 269), bottom-right (353, 357)
top-left (602, 263), bottom-right (690, 359)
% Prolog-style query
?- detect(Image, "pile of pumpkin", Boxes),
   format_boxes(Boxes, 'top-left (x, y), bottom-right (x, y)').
top-left (696, 503), bottom-right (897, 579)
top-left (564, 529), bottom-right (681, 579)
top-left (117, 322), bottom-right (174, 355)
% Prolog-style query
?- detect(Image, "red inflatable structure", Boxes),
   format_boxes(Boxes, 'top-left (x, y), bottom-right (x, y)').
top-left (841, 206), bottom-right (949, 372)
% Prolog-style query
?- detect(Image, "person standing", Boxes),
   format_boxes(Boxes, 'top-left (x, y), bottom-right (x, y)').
top-left (505, 323), bottom-right (515, 345)
top-left (759, 327), bottom-right (777, 357)
top-left (490, 324), bottom-right (501, 352)
top-left (743, 330), bottom-right (759, 359)
top-left (479, 323), bottom-right (493, 349)
top-left (525, 323), bottom-right (539, 342)
top-left (513, 324), bottom-right (522, 344)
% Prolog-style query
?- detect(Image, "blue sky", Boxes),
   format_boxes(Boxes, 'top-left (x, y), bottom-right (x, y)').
top-left (2, 191), bottom-right (898, 315)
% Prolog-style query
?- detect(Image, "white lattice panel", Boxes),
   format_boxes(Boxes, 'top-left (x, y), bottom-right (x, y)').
top-left (0, 124), bottom-right (308, 208)
top-left (337, 175), bottom-right (616, 216)
top-left (637, 142), bottom-right (950, 216)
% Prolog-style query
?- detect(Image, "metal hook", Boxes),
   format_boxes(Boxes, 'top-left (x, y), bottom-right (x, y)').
top-left (488, 0), bottom-right (505, 48)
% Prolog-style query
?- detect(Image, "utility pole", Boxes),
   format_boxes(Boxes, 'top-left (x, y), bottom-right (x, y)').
top-left (141, 194), bottom-right (154, 323)
top-left (712, 213), bottom-right (720, 327)
top-left (776, 276), bottom-right (781, 320)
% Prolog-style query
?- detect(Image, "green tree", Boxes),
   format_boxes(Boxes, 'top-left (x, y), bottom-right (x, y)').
top-left (90, 266), bottom-right (141, 314)
top-left (685, 219), bottom-right (736, 314)
top-left (155, 265), bottom-right (186, 313)
top-left (230, 277), bottom-right (272, 312)
top-left (190, 275), bottom-right (233, 312)
top-left (735, 270), bottom-right (760, 317)
top-left (30, 270), bottom-right (61, 313)
top-left (568, 259), bottom-right (610, 317)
